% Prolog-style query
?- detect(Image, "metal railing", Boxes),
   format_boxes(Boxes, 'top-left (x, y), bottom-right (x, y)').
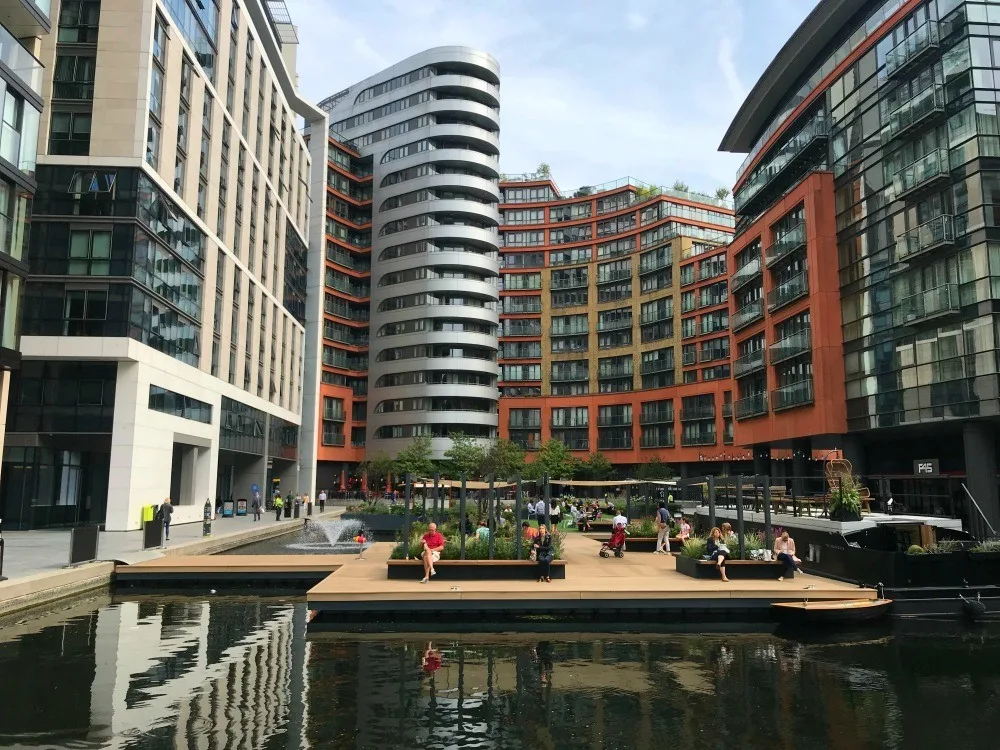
top-left (731, 256), bottom-right (762, 291)
top-left (771, 378), bottom-right (815, 411)
top-left (895, 283), bottom-right (960, 326)
top-left (734, 348), bottom-right (766, 378)
top-left (765, 223), bottom-right (805, 267)
top-left (895, 214), bottom-right (955, 263)
top-left (885, 19), bottom-right (940, 80)
top-left (767, 269), bottom-right (809, 311)
top-left (735, 392), bottom-right (768, 420)
top-left (769, 330), bottom-right (811, 364)
top-left (893, 148), bottom-right (950, 199)
top-left (732, 299), bottom-right (764, 332)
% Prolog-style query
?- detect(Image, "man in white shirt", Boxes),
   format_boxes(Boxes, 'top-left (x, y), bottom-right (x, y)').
top-left (611, 508), bottom-right (628, 530)
top-left (535, 498), bottom-right (548, 524)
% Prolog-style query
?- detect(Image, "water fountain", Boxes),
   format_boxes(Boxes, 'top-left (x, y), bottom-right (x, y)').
top-left (285, 518), bottom-right (374, 555)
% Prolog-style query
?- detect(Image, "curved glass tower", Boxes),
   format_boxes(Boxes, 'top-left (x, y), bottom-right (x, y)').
top-left (322, 47), bottom-right (501, 458)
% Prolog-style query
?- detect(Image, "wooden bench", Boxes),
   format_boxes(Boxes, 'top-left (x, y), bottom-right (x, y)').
top-left (583, 535), bottom-right (684, 553)
top-left (386, 559), bottom-right (567, 580)
top-left (675, 555), bottom-right (793, 580)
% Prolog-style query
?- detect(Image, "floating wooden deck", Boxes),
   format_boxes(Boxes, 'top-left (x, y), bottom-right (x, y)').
top-left (115, 554), bottom-right (344, 589)
top-left (305, 536), bottom-right (873, 621)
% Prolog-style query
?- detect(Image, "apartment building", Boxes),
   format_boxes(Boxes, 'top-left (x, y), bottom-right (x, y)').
top-left (496, 176), bottom-right (743, 476)
top-left (0, 0), bottom-right (324, 530)
top-left (720, 0), bottom-right (1000, 528)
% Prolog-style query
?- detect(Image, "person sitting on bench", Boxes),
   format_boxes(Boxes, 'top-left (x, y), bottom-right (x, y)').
top-left (773, 530), bottom-right (801, 581)
top-left (706, 527), bottom-right (730, 583)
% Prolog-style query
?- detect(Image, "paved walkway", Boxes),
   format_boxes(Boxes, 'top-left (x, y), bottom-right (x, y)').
top-left (0, 509), bottom-right (345, 582)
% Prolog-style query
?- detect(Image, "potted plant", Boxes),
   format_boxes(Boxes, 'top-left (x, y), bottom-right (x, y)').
top-left (903, 539), bottom-right (966, 586)
top-left (967, 538), bottom-right (1000, 586)
top-left (829, 476), bottom-right (863, 522)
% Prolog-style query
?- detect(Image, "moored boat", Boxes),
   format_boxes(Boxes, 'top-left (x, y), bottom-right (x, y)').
top-left (772, 598), bottom-right (892, 625)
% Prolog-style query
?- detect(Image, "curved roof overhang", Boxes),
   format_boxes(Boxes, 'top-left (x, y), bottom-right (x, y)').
top-left (719, 0), bottom-right (870, 153)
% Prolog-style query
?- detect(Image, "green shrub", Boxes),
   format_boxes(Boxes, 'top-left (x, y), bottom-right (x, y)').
top-left (830, 476), bottom-right (863, 517)
top-left (972, 538), bottom-right (1000, 553)
top-left (390, 523), bottom-right (557, 560)
top-left (627, 517), bottom-right (658, 537)
top-left (927, 539), bottom-right (963, 554)
top-left (906, 544), bottom-right (926, 555)
top-left (680, 537), bottom-right (708, 559)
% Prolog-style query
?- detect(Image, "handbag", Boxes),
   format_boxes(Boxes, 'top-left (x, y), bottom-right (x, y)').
top-left (539, 549), bottom-right (554, 564)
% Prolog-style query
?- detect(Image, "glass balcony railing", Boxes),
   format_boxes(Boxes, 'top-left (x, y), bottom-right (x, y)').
top-left (765, 223), bottom-right (805, 267)
top-left (509, 418), bottom-right (542, 430)
top-left (639, 255), bottom-right (672, 274)
top-left (323, 409), bottom-right (346, 422)
top-left (767, 269), bottom-right (809, 311)
top-left (640, 358), bottom-right (673, 374)
top-left (893, 148), bottom-right (950, 199)
top-left (680, 406), bottom-right (715, 422)
top-left (735, 393), bottom-right (768, 420)
top-left (323, 433), bottom-right (346, 447)
top-left (640, 409), bottom-right (673, 425)
top-left (895, 214), bottom-right (955, 264)
top-left (734, 348), bottom-right (766, 378)
top-left (681, 431), bottom-right (717, 447)
top-left (640, 433), bottom-right (675, 449)
top-left (551, 369), bottom-right (590, 382)
top-left (551, 322), bottom-right (588, 336)
top-left (732, 299), bottom-right (764, 332)
top-left (0, 23), bottom-right (43, 98)
top-left (639, 309), bottom-right (671, 325)
top-left (597, 435), bottom-right (634, 451)
top-left (682, 350), bottom-right (697, 366)
top-left (885, 20), bottom-right (940, 81)
top-left (895, 283), bottom-right (960, 326)
top-left (772, 378), bottom-right (815, 411)
top-left (731, 256), bottom-right (762, 291)
top-left (598, 366), bottom-right (633, 379)
top-left (597, 414), bottom-right (632, 427)
top-left (886, 83), bottom-right (945, 141)
top-left (769, 330), bottom-right (811, 364)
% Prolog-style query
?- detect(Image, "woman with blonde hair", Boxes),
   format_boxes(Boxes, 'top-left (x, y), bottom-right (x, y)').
top-left (706, 526), bottom-right (730, 582)
top-left (534, 524), bottom-right (554, 583)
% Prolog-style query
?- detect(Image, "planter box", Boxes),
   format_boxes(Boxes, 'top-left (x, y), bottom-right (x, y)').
top-left (675, 554), bottom-right (791, 580)
top-left (967, 551), bottom-right (1000, 586)
top-left (902, 551), bottom-right (966, 587)
top-left (387, 559), bottom-right (566, 580)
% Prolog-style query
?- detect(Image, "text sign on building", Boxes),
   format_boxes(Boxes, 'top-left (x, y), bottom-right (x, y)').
top-left (914, 459), bottom-right (939, 476)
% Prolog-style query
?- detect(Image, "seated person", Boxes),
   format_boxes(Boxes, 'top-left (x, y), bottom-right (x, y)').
top-left (476, 520), bottom-right (490, 541)
top-left (521, 521), bottom-right (539, 540)
top-left (420, 523), bottom-right (446, 584)
top-left (773, 530), bottom-right (801, 581)
top-left (677, 516), bottom-right (692, 541)
top-left (706, 526), bottom-right (730, 583)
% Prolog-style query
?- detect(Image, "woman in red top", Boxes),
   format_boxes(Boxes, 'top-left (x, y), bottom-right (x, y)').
top-left (420, 522), bottom-right (446, 583)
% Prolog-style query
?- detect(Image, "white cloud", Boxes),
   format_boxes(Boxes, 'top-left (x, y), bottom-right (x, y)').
top-left (717, 36), bottom-right (745, 105)
top-left (626, 12), bottom-right (646, 30)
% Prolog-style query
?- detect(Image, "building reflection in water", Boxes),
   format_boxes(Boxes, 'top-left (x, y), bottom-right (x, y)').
top-left (1, 599), bottom-right (998, 749)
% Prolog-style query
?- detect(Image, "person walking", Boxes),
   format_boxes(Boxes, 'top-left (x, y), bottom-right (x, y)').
top-left (250, 492), bottom-right (262, 522)
top-left (318, 489), bottom-right (327, 512)
top-left (273, 494), bottom-right (284, 521)
top-left (158, 497), bottom-right (174, 541)
top-left (534, 524), bottom-right (554, 583)
top-left (655, 501), bottom-right (672, 554)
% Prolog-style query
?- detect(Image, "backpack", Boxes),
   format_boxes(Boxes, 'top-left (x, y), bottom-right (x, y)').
top-left (155, 506), bottom-right (164, 521)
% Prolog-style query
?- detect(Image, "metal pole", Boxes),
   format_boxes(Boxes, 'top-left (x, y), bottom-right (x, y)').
top-left (403, 474), bottom-right (413, 560)
top-left (625, 483), bottom-right (632, 521)
top-left (707, 474), bottom-right (716, 530)
top-left (459, 474), bottom-right (467, 560)
top-left (735, 474), bottom-right (745, 560)
top-left (433, 472), bottom-right (440, 525)
top-left (543, 473), bottom-right (551, 530)
top-left (515, 474), bottom-right (523, 560)
top-left (763, 477), bottom-right (773, 550)
top-left (488, 475), bottom-right (496, 560)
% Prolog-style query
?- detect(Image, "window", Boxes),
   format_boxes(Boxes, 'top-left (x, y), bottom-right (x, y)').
top-left (63, 289), bottom-right (108, 334)
top-left (149, 66), bottom-right (164, 118)
top-left (146, 120), bottom-right (160, 169)
top-left (68, 229), bottom-right (111, 275)
top-left (180, 56), bottom-right (193, 103)
top-left (148, 385), bottom-right (212, 424)
top-left (58, 0), bottom-right (101, 44)
top-left (53, 55), bottom-right (96, 100)
top-left (50, 112), bottom-right (91, 155)
top-left (177, 107), bottom-right (189, 153)
top-left (152, 15), bottom-right (168, 67)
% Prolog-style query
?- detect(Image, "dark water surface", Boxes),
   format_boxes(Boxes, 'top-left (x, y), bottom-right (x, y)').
top-left (1, 596), bottom-right (999, 749)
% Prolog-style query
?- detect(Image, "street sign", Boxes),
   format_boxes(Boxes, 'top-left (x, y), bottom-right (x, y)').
top-left (914, 459), bottom-right (939, 476)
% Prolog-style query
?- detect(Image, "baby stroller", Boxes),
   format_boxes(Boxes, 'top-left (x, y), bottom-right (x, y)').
top-left (599, 522), bottom-right (627, 558)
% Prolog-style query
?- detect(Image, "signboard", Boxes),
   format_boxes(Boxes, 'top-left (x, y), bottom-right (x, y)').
top-left (914, 458), bottom-right (939, 476)
top-left (236, 499), bottom-right (248, 516)
top-left (222, 499), bottom-right (235, 517)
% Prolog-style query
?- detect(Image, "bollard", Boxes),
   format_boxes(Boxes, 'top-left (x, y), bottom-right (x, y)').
top-left (203, 499), bottom-right (212, 537)
top-left (307, 502), bottom-right (313, 516)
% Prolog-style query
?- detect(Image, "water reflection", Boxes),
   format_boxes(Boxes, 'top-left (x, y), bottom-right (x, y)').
top-left (0, 598), bottom-right (998, 749)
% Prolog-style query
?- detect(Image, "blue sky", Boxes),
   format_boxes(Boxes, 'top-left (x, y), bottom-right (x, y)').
top-left (284, 0), bottom-right (816, 193)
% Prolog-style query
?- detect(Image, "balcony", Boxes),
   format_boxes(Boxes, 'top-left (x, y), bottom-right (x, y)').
top-left (598, 366), bottom-right (633, 380)
top-left (551, 322), bottom-right (589, 336)
top-left (640, 309), bottom-right (672, 325)
top-left (731, 256), bottom-right (762, 292)
top-left (641, 358), bottom-right (674, 374)
top-left (680, 406), bottom-right (715, 422)
top-left (734, 348), bottom-right (766, 378)
top-left (894, 283), bottom-right (961, 326)
top-left (682, 350), bottom-right (697, 366)
top-left (769, 330), bottom-right (811, 364)
top-left (700, 348), bottom-right (728, 364)
top-left (640, 433), bottom-right (675, 448)
top-left (722, 403), bottom-right (732, 418)
top-left (323, 409), bottom-right (346, 422)
top-left (322, 433), bottom-right (346, 447)
top-left (771, 378), bottom-right (815, 412)
top-left (765, 223), bottom-right (805, 268)
top-left (560, 436), bottom-right (591, 451)
top-left (767, 269), bottom-right (809, 312)
top-left (551, 369), bottom-right (590, 382)
top-left (639, 255), bottom-right (672, 274)
top-left (885, 20), bottom-right (940, 81)
top-left (732, 299), bottom-right (764, 332)
top-left (598, 435), bottom-right (634, 451)
top-left (734, 115), bottom-right (829, 216)
top-left (893, 148), bottom-right (950, 201)
top-left (886, 83), bottom-right (946, 143)
top-left (894, 214), bottom-right (955, 266)
top-left (509, 418), bottom-right (542, 430)
top-left (597, 317), bottom-right (632, 332)
top-left (551, 419), bottom-right (588, 429)
top-left (681, 431), bottom-right (717, 447)
top-left (640, 409), bottom-right (674, 426)
top-left (597, 269), bottom-right (632, 285)
top-left (551, 275), bottom-right (588, 290)
top-left (735, 393), bottom-right (768, 420)
top-left (597, 414), bottom-right (632, 427)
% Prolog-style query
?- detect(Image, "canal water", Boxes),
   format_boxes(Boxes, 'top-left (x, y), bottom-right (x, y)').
top-left (1, 596), bottom-right (998, 749)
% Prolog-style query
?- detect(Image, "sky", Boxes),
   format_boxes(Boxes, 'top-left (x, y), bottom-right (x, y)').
top-left (283, 0), bottom-right (817, 195)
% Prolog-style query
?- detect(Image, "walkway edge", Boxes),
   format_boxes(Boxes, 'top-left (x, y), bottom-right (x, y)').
top-left (0, 562), bottom-right (115, 618)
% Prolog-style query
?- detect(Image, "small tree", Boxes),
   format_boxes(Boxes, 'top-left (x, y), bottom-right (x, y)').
top-left (635, 456), bottom-right (676, 480)
top-left (715, 186), bottom-right (730, 200)
top-left (580, 451), bottom-right (614, 480)
top-left (524, 439), bottom-right (578, 481)
top-left (671, 180), bottom-right (690, 192)
top-left (360, 450), bottom-right (394, 487)
top-left (443, 432), bottom-right (486, 480)
top-left (393, 435), bottom-right (434, 480)
top-left (482, 437), bottom-right (526, 479)
top-left (536, 162), bottom-right (552, 179)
